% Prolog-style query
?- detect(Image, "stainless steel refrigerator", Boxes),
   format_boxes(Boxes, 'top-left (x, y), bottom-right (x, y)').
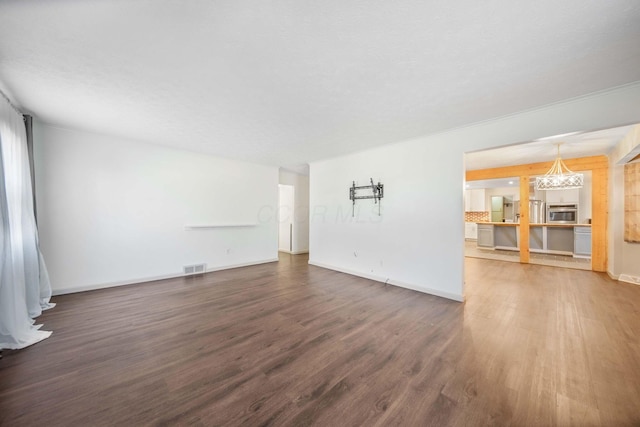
top-left (515, 200), bottom-right (545, 223)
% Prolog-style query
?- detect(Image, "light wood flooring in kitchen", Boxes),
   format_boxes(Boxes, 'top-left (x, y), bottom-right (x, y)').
top-left (1, 253), bottom-right (639, 426)
top-left (465, 240), bottom-right (592, 270)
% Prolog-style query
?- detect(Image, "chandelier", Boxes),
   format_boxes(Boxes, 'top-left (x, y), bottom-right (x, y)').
top-left (535, 144), bottom-right (584, 190)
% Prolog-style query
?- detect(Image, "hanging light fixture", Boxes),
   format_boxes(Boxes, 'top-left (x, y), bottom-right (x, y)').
top-left (535, 143), bottom-right (584, 190)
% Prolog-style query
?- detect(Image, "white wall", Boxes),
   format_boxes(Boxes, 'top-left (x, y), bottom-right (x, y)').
top-left (310, 142), bottom-right (464, 301)
top-left (310, 82), bottom-right (640, 302)
top-left (578, 171), bottom-right (593, 224)
top-left (609, 125), bottom-right (640, 280)
top-left (278, 169), bottom-right (309, 254)
top-left (34, 122), bottom-right (278, 294)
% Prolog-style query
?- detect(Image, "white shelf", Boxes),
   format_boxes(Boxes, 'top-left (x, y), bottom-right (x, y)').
top-left (184, 224), bottom-right (257, 230)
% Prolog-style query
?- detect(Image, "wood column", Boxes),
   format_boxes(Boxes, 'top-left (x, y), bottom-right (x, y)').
top-left (519, 176), bottom-right (530, 264)
top-left (591, 167), bottom-right (608, 272)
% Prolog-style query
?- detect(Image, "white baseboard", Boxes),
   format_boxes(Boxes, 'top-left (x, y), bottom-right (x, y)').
top-left (619, 274), bottom-right (640, 285)
top-left (208, 258), bottom-right (279, 272)
top-left (52, 257), bottom-right (279, 296)
top-left (606, 271), bottom-right (640, 286)
top-left (278, 250), bottom-right (309, 255)
top-left (307, 260), bottom-right (464, 303)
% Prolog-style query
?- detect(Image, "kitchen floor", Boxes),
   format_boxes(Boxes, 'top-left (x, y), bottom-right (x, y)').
top-left (464, 240), bottom-right (591, 270)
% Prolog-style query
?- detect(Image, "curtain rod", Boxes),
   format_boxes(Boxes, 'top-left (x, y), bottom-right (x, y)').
top-left (0, 87), bottom-right (23, 116)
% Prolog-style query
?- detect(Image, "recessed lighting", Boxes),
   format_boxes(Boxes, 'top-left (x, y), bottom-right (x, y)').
top-left (508, 181), bottom-right (514, 185)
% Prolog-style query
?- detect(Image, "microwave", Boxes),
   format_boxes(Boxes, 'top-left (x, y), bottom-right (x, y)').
top-left (547, 204), bottom-right (577, 224)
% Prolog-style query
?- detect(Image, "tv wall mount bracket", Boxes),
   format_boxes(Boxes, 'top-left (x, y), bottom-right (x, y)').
top-left (349, 178), bottom-right (384, 217)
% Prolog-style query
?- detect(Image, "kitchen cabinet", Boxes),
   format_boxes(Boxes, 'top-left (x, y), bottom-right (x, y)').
top-left (477, 224), bottom-right (494, 248)
top-left (475, 223), bottom-right (519, 249)
top-left (545, 188), bottom-right (579, 204)
top-left (547, 226), bottom-right (575, 253)
top-left (527, 225), bottom-right (592, 257)
top-left (574, 226), bottom-right (592, 257)
top-left (465, 222), bottom-right (478, 240)
top-left (494, 225), bottom-right (519, 250)
top-left (529, 226), bottom-right (544, 250)
top-left (465, 189), bottom-right (485, 211)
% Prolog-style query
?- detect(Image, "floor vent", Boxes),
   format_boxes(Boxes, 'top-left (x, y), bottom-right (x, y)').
top-left (184, 263), bottom-right (207, 276)
top-left (619, 274), bottom-right (640, 285)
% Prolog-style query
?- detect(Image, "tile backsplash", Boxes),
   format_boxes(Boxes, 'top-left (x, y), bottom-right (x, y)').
top-left (465, 211), bottom-right (490, 222)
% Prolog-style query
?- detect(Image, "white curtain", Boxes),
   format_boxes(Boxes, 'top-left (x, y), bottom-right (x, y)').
top-left (0, 96), bottom-right (54, 350)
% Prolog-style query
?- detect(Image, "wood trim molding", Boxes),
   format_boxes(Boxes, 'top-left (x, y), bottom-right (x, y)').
top-left (624, 163), bottom-right (640, 243)
top-left (466, 155), bottom-right (608, 181)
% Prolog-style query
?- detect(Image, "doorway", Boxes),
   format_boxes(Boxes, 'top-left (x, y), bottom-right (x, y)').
top-left (278, 167), bottom-right (310, 255)
top-left (278, 184), bottom-right (294, 253)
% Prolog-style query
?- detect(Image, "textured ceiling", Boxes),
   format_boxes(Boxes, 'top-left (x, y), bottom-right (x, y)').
top-left (1, 1), bottom-right (640, 172)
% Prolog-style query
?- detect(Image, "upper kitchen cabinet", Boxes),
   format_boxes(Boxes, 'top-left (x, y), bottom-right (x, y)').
top-left (465, 189), bottom-right (486, 211)
top-left (544, 188), bottom-right (580, 204)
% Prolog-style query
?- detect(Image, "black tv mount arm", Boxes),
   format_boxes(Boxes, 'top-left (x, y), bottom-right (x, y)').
top-left (349, 178), bottom-right (384, 217)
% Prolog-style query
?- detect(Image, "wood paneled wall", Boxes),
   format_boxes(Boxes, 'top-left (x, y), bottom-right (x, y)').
top-left (466, 155), bottom-right (609, 272)
top-left (625, 163), bottom-right (640, 243)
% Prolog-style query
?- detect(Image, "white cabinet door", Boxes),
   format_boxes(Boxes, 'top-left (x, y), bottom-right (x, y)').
top-left (471, 189), bottom-right (485, 211)
top-left (545, 188), bottom-right (579, 204)
top-left (465, 189), bottom-right (485, 211)
top-left (465, 222), bottom-right (478, 240)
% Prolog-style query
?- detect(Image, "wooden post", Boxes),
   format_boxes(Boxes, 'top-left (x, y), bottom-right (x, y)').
top-left (519, 176), bottom-right (530, 264)
top-left (591, 167), bottom-right (608, 272)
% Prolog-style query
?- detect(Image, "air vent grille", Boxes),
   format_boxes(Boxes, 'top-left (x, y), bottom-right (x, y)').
top-left (183, 263), bottom-right (207, 276)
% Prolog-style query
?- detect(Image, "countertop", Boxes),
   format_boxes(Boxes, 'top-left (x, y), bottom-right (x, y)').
top-left (475, 222), bottom-right (591, 227)
top-left (529, 223), bottom-right (592, 227)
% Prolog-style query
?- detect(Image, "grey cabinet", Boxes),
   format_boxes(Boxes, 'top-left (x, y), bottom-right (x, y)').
top-left (574, 226), bottom-right (592, 257)
top-left (529, 226), bottom-right (544, 250)
top-left (477, 224), bottom-right (494, 248)
top-left (494, 226), bottom-right (518, 249)
top-left (547, 227), bottom-right (574, 253)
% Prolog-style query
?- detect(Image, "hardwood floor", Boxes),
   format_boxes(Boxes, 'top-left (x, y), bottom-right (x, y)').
top-left (1, 254), bottom-right (639, 426)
